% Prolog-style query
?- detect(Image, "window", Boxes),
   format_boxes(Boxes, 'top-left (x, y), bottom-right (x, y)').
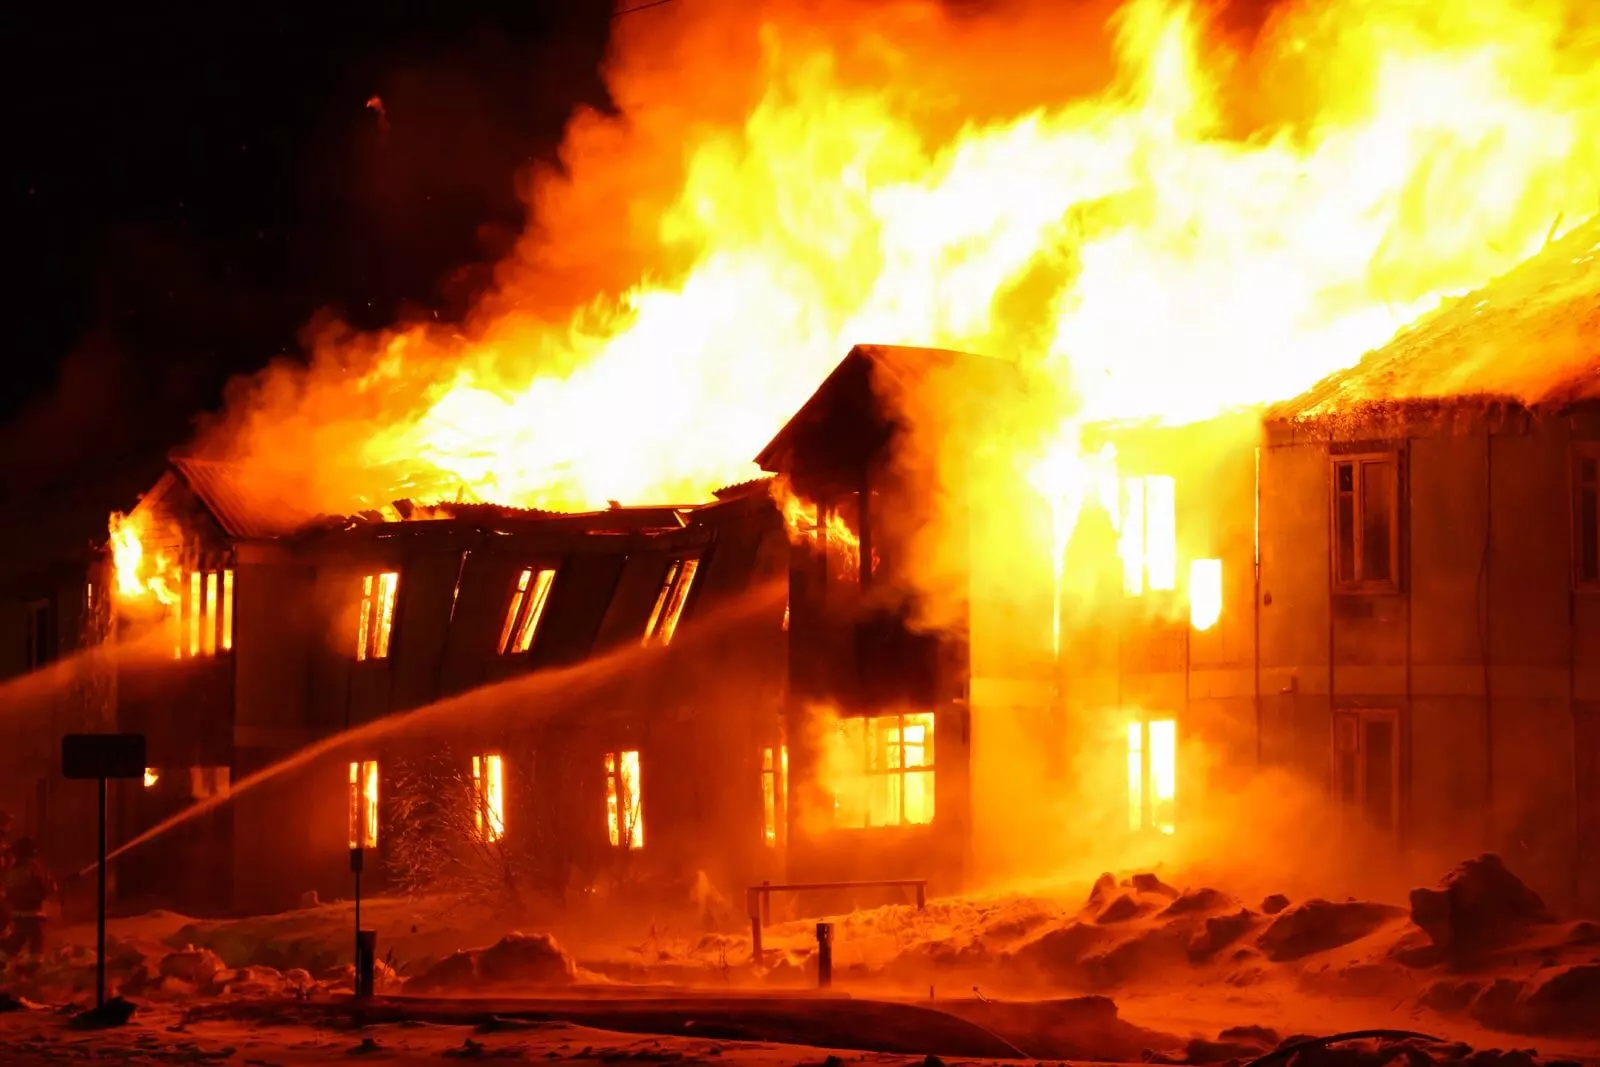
top-left (497, 567), bottom-right (557, 655)
top-left (1332, 455), bottom-right (1398, 591)
top-left (175, 569), bottom-right (234, 658)
top-left (832, 713), bottom-right (935, 828)
top-left (1120, 475), bottom-right (1176, 596)
top-left (642, 558), bottom-right (699, 647)
top-left (24, 599), bottom-right (55, 670)
top-left (189, 767), bottom-right (231, 799)
top-left (1332, 709), bottom-right (1398, 834)
top-left (761, 744), bottom-right (789, 848)
top-left (143, 768), bottom-right (160, 790)
top-left (605, 750), bottom-right (644, 849)
top-left (1189, 558), bottom-right (1222, 631)
top-left (356, 572), bottom-right (399, 661)
top-left (471, 754), bottom-right (506, 843)
top-left (1128, 718), bottom-right (1177, 835)
top-left (1573, 448), bottom-right (1600, 587)
top-left (349, 760), bottom-right (380, 849)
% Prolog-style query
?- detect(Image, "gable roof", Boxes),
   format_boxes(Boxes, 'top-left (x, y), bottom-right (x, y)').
top-left (168, 456), bottom-right (324, 540)
top-left (1270, 216), bottom-right (1600, 424)
top-left (755, 344), bottom-right (1017, 478)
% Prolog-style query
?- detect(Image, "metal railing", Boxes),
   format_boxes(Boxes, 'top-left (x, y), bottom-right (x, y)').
top-left (746, 878), bottom-right (927, 964)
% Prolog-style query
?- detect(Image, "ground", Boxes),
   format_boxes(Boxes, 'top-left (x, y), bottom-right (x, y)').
top-left (2, 855), bottom-right (1597, 1066)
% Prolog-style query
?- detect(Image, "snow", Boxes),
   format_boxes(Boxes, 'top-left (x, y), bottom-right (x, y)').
top-left (4, 854), bottom-right (1599, 1065)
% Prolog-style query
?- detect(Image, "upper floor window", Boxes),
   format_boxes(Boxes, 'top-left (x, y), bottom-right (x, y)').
top-left (1128, 717), bottom-right (1177, 835)
top-left (642, 558), bottom-right (699, 647)
top-left (176, 568), bottom-right (234, 658)
top-left (1120, 475), bottom-right (1176, 596)
top-left (1573, 447), bottom-right (1600, 588)
top-left (356, 572), bottom-right (399, 661)
top-left (1332, 455), bottom-right (1398, 591)
top-left (761, 744), bottom-right (789, 848)
top-left (497, 567), bottom-right (556, 655)
top-left (24, 599), bottom-right (55, 670)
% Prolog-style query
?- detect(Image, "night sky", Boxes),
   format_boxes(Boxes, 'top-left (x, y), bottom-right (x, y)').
top-left (5, 2), bottom-right (614, 503)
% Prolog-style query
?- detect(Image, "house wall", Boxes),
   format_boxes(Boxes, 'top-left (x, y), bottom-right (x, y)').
top-left (1105, 411), bottom-right (1594, 915)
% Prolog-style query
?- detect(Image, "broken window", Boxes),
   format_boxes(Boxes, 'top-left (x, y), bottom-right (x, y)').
top-left (175, 568), bottom-right (234, 658)
top-left (832, 713), bottom-right (935, 829)
top-left (605, 750), bottom-right (644, 849)
top-left (1128, 718), bottom-right (1177, 835)
top-left (498, 567), bottom-right (557, 655)
top-left (642, 558), bottom-right (699, 647)
top-left (349, 760), bottom-right (380, 849)
top-left (1332, 709), bottom-right (1398, 834)
top-left (1119, 475), bottom-right (1177, 596)
top-left (24, 599), bottom-right (55, 670)
top-left (472, 753), bottom-right (506, 843)
top-left (356, 571), bottom-right (400, 661)
top-left (1573, 449), bottom-right (1600, 587)
top-left (761, 744), bottom-right (790, 848)
top-left (1332, 456), bottom-right (1398, 591)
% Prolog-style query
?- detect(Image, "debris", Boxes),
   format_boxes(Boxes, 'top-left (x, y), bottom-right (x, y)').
top-left (1410, 855), bottom-right (1553, 952)
top-left (1261, 894), bottom-right (1290, 916)
top-left (1256, 900), bottom-right (1404, 962)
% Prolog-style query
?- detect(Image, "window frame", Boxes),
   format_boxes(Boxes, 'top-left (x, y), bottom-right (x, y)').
top-left (355, 570), bottom-right (401, 662)
top-left (24, 598), bottom-right (55, 670)
top-left (1329, 451), bottom-right (1401, 594)
top-left (641, 556), bottom-right (702, 648)
top-left (760, 742), bottom-right (789, 849)
top-left (604, 749), bottom-right (645, 850)
top-left (175, 567), bottom-right (235, 658)
top-left (497, 565), bottom-right (559, 656)
top-left (1571, 443), bottom-right (1600, 591)
top-left (831, 711), bottom-right (936, 830)
top-left (1330, 707), bottom-right (1401, 836)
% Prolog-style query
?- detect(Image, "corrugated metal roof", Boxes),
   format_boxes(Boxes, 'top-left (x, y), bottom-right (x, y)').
top-left (168, 456), bottom-right (323, 541)
top-left (1269, 216), bottom-right (1600, 424)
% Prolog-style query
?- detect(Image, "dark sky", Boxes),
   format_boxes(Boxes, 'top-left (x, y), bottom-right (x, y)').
top-left (3, 2), bottom-right (614, 502)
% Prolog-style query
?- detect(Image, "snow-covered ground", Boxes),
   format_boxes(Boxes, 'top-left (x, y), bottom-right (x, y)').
top-left (3, 854), bottom-right (1597, 1065)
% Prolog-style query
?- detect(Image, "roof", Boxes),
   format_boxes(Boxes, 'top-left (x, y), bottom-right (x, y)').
top-left (1271, 216), bottom-right (1600, 424)
top-left (168, 456), bottom-right (325, 540)
top-left (754, 343), bottom-right (1016, 476)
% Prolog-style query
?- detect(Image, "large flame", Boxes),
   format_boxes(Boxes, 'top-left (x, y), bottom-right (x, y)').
top-left (192, 0), bottom-right (1596, 522)
top-left (108, 512), bottom-right (179, 606)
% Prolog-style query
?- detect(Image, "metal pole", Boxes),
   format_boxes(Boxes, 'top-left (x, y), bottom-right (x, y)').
top-left (816, 922), bottom-right (832, 989)
top-left (96, 776), bottom-right (107, 1008)
top-left (747, 887), bottom-right (763, 965)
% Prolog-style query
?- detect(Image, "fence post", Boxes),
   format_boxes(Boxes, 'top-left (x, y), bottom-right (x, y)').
top-left (915, 881), bottom-right (926, 910)
top-left (747, 887), bottom-right (763, 966)
top-left (761, 880), bottom-right (772, 926)
top-left (816, 922), bottom-right (833, 988)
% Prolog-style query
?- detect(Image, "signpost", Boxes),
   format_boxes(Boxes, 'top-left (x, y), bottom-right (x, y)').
top-left (62, 733), bottom-right (147, 1008)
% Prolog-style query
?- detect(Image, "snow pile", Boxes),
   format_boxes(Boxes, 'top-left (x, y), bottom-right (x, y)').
top-left (1409, 854), bottom-right (1555, 954)
top-left (410, 932), bottom-right (580, 993)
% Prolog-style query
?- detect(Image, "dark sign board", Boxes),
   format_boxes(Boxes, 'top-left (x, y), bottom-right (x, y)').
top-left (61, 733), bottom-right (147, 781)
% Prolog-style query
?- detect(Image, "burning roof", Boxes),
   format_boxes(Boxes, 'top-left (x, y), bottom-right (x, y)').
top-left (1271, 215), bottom-right (1600, 424)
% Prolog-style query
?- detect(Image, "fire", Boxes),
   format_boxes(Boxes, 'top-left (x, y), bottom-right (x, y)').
top-left (187, 0), bottom-right (1600, 526)
top-left (770, 478), bottom-right (876, 582)
top-left (108, 512), bottom-right (178, 607)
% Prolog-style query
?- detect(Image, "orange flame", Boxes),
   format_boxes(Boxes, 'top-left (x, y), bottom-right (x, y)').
top-left (183, 0), bottom-right (1597, 536)
top-left (108, 512), bottom-right (179, 607)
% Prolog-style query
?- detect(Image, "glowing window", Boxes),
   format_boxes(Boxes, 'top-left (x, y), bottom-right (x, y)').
top-left (497, 567), bottom-right (557, 655)
top-left (833, 713), bottom-right (935, 829)
top-left (604, 750), bottom-right (644, 850)
top-left (356, 571), bottom-right (400, 661)
top-left (143, 768), bottom-right (160, 789)
top-left (1128, 719), bottom-right (1177, 835)
top-left (1119, 476), bottom-right (1176, 596)
top-left (1189, 558), bottom-right (1222, 631)
top-left (348, 760), bottom-right (380, 849)
top-left (472, 753), bottom-right (506, 843)
top-left (642, 558), bottom-right (699, 647)
top-left (175, 568), bottom-right (235, 658)
top-left (761, 744), bottom-right (790, 848)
